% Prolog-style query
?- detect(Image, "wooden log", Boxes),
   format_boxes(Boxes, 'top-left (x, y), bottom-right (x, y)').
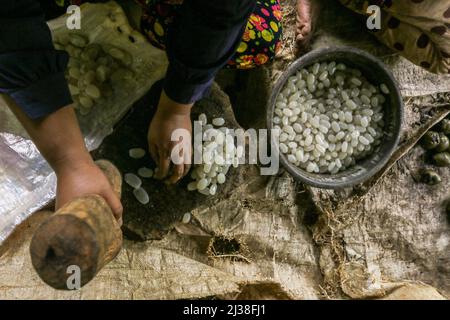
top-left (29, 160), bottom-right (122, 290)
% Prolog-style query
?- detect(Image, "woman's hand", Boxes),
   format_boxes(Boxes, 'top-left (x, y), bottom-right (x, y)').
top-left (55, 156), bottom-right (123, 225)
top-left (148, 91), bottom-right (193, 184)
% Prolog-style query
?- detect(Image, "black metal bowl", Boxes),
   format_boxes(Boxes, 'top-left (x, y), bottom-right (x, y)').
top-left (267, 47), bottom-right (403, 189)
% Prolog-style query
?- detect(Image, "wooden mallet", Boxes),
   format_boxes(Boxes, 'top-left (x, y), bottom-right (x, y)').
top-left (29, 160), bottom-right (123, 290)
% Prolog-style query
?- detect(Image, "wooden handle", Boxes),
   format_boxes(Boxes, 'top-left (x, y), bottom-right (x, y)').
top-left (30, 160), bottom-right (122, 290)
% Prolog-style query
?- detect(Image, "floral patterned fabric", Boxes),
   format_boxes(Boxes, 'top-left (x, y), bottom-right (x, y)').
top-left (135, 0), bottom-right (283, 69)
top-left (56, 0), bottom-right (283, 69)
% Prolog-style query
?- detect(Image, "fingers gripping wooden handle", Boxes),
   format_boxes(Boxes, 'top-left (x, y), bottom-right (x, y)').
top-left (96, 159), bottom-right (122, 199)
top-left (30, 160), bottom-right (123, 290)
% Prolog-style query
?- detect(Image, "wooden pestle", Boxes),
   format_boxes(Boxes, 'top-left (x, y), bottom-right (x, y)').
top-left (29, 160), bottom-right (123, 290)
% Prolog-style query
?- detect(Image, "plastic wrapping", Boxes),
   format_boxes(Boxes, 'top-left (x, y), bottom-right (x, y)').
top-left (0, 1), bottom-right (168, 244)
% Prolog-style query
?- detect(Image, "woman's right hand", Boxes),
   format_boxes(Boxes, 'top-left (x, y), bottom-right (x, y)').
top-left (54, 156), bottom-right (123, 225)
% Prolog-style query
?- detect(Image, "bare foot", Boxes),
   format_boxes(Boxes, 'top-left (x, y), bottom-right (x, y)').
top-left (296, 0), bottom-right (319, 54)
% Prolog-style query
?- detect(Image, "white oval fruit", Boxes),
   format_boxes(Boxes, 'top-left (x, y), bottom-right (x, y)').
top-left (83, 71), bottom-right (96, 85)
top-left (125, 173), bottom-right (142, 189)
top-left (197, 178), bottom-right (209, 191)
top-left (137, 167), bottom-right (153, 178)
top-left (70, 34), bottom-right (88, 48)
top-left (133, 187), bottom-right (149, 205)
top-left (85, 84), bottom-right (101, 99)
top-left (380, 83), bottom-right (390, 95)
top-left (109, 47), bottom-right (125, 60)
top-left (69, 67), bottom-right (81, 79)
top-left (182, 213), bottom-right (191, 224)
top-left (212, 118), bottom-right (225, 126)
top-left (209, 184), bottom-right (217, 195)
top-left (187, 181), bottom-right (198, 191)
top-left (68, 84), bottom-right (80, 96)
top-left (217, 173), bottom-right (226, 184)
top-left (96, 65), bottom-right (109, 83)
top-left (198, 113), bottom-right (207, 125)
top-left (129, 148), bottom-right (146, 159)
top-left (79, 96), bottom-right (94, 108)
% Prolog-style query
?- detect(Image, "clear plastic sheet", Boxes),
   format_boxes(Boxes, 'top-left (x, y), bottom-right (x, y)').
top-left (0, 1), bottom-right (168, 244)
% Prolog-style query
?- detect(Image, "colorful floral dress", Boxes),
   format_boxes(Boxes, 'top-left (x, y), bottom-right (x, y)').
top-left (55, 0), bottom-right (283, 69)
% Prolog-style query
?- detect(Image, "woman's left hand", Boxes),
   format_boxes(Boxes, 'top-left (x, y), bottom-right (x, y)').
top-left (148, 91), bottom-right (193, 184)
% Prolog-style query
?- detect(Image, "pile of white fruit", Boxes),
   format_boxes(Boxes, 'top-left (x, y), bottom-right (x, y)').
top-left (187, 114), bottom-right (241, 195)
top-left (53, 33), bottom-right (134, 115)
top-left (124, 115), bottom-right (239, 204)
top-left (273, 61), bottom-right (388, 174)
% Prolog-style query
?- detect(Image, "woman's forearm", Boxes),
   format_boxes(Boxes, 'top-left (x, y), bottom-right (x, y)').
top-left (4, 96), bottom-right (92, 174)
